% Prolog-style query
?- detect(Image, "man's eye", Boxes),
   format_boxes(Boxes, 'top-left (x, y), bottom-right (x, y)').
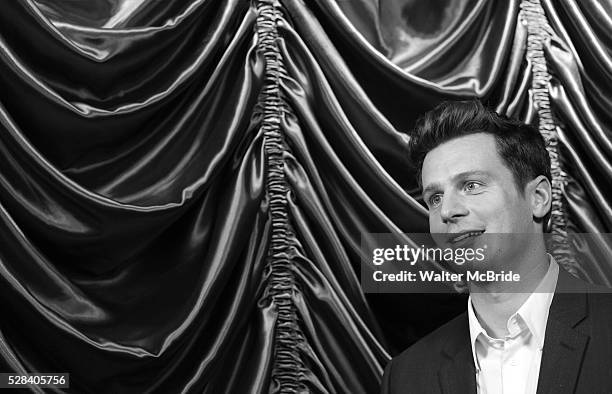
top-left (429, 194), bottom-right (442, 207)
top-left (464, 182), bottom-right (481, 192)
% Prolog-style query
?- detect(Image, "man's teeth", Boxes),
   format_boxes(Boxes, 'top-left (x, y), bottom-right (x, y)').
top-left (452, 231), bottom-right (482, 242)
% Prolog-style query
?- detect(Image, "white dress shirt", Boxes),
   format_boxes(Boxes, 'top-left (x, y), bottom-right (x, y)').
top-left (467, 256), bottom-right (559, 394)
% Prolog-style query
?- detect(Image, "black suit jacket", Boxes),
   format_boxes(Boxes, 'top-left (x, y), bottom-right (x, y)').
top-left (380, 269), bottom-right (612, 394)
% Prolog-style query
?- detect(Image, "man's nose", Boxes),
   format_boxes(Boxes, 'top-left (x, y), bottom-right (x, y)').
top-left (439, 193), bottom-right (469, 223)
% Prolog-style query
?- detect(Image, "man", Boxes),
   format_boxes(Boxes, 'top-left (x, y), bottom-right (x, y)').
top-left (381, 100), bottom-right (612, 394)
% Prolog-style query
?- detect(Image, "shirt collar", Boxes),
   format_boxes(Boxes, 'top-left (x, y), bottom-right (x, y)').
top-left (467, 254), bottom-right (560, 370)
top-left (512, 254), bottom-right (558, 348)
top-left (467, 295), bottom-right (486, 371)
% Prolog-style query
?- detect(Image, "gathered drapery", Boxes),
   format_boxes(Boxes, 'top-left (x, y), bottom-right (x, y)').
top-left (1, 0), bottom-right (611, 392)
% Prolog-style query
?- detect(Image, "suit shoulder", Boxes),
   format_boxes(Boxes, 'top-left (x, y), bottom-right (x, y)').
top-left (391, 312), bottom-right (467, 367)
top-left (588, 291), bottom-right (612, 316)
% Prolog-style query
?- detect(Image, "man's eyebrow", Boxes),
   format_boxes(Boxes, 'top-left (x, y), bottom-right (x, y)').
top-left (422, 183), bottom-right (442, 198)
top-left (454, 170), bottom-right (491, 179)
top-left (422, 171), bottom-right (491, 196)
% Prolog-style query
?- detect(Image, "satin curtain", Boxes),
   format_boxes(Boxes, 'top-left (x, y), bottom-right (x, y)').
top-left (0, 0), bottom-right (610, 393)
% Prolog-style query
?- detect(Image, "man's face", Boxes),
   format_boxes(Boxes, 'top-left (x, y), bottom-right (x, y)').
top-left (421, 133), bottom-right (536, 269)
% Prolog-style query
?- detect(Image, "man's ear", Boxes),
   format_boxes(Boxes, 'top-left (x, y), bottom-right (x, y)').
top-left (525, 175), bottom-right (552, 220)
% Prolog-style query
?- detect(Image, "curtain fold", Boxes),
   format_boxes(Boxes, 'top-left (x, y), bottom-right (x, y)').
top-left (1, 0), bottom-right (611, 392)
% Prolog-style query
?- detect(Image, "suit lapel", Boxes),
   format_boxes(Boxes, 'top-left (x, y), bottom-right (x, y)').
top-left (536, 270), bottom-right (590, 394)
top-left (439, 347), bottom-right (477, 394)
top-left (438, 313), bottom-right (477, 394)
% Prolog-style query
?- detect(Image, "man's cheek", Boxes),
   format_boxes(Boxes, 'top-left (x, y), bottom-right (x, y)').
top-left (429, 213), bottom-right (443, 232)
top-left (468, 196), bottom-right (498, 218)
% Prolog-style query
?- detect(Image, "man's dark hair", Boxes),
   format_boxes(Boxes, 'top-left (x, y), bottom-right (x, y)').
top-left (409, 100), bottom-right (551, 191)
top-left (409, 100), bottom-right (552, 227)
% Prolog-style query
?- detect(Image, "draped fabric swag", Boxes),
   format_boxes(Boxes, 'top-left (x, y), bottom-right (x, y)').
top-left (1, 0), bottom-right (611, 392)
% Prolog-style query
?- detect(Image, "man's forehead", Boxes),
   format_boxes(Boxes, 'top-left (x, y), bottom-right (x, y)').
top-left (421, 134), bottom-right (505, 186)
top-left (424, 133), bottom-right (498, 162)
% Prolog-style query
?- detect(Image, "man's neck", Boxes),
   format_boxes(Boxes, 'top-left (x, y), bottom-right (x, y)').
top-left (469, 251), bottom-right (550, 338)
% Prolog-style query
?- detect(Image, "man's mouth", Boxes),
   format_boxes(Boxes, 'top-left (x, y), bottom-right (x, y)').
top-left (448, 230), bottom-right (485, 244)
